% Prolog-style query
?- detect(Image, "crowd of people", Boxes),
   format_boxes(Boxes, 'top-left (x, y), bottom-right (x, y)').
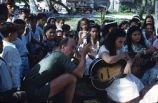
top-left (1, 0), bottom-right (158, 103)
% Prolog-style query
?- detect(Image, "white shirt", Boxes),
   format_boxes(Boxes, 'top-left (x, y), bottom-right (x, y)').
top-left (139, 84), bottom-right (158, 103)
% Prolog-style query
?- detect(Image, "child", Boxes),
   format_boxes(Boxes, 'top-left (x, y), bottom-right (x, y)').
top-left (77, 18), bottom-right (90, 52)
top-left (126, 26), bottom-right (149, 58)
top-left (0, 22), bottom-right (22, 90)
top-left (43, 24), bottom-right (58, 52)
top-left (12, 19), bottom-right (30, 78)
top-left (84, 24), bottom-right (100, 75)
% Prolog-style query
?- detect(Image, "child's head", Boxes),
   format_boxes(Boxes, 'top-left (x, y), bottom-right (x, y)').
top-left (127, 26), bottom-right (143, 44)
top-left (89, 24), bottom-right (99, 40)
top-left (4, 0), bottom-right (15, 17)
top-left (55, 30), bottom-right (63, 41)
top-left (27, 14), bottom-right (37, 27)
top-left (18, 8), bottom-right (30, 22)
top-left (119, 20), bottom-right (129, 30)
top-left (129, 16), bottom-right (141, 28)
top-left (0, 3), bottom-right (8, 23)
top-left (44, 24), bottom-right (56, 40)
top-left (0, 22), bottom-right (17, 41)
top-left (56, 18), bottom-right (65, 28)
top-left (144, 15), bottom-right (154, 25)
top-left (14, 19), bottom-right (26, 36)
top-left (37, 13), bottom-right (47, 27)
top-left (47, 17), bottom-right (56, 25)
top-left (62, 24), bottom-right (70, 37)
top-left (77, 18), bottom-right (89, 32)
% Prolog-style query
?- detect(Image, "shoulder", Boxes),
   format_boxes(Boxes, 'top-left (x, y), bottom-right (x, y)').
top-left (98, 45), bottom-right (109, 57)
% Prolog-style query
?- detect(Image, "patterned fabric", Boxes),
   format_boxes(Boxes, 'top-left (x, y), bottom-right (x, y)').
top-left (141, 66), bottom-right (158, 86)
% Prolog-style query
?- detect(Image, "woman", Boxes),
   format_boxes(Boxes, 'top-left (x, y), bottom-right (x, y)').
top-left (98, 27), bottom-right (131, 74)
top-left (97, 27), bottom-right (144, 103)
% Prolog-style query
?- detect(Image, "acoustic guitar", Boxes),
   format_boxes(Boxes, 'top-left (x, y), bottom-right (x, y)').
top-left (89, 51), bottom-right (158, 91)
top-left (89, 58), bottom-right (126, 90)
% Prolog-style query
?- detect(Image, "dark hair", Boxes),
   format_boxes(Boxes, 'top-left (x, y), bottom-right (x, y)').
top-left (19, 8), bottom-right (30, 15)
top-left (43, 24), bottom-right (56, 34)
top-left (27, 14), bottom-right (37, 21)
top-left (142, 15), bottom-right (155, 29)
top-left (76, 18), bottom-right (89, 32)
top-left (0, 3), bottom-right (8, 22)
top-left (4, 0), bottom-right (15, 6)
top-left (129, 16), bottom-right (141, 27)
top-left (14, 19), bottom-right (26, 25)
top-left (119, 20), bottom-right (129, 28)
top-left (105, 27), bottom-right (126, 55)
top-left (126, 26), bottom-right (147, 53)
top-left (62, 24), bottom-right (70, 31)
top-left (37, 13), bottom-right (47, 20)
top-left (47, 17), bottom-right (56, 25)
top-left (56, 18), bottom-right (65, 23)
top-left (0, 22), bottom-right (17, 37)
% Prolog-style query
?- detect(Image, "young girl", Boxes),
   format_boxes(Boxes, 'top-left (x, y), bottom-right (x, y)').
top-left (84, 24), bottom-right (100, 75)
top-left (126, 26), bottom-right (149, 57)
top-left (98, 27), bottom-right (144, 103)
top-left (77, 18), bottom-right (89, 52)
top-left (43, 24), bottom-right (57, 52)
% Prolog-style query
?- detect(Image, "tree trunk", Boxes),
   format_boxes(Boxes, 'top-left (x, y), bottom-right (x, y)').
top-left (146, 0), bottom-right (152, 15)
top-left (139, 0), bottom-right (147, 19)
top-left (29, 0), bottom-right (39, 14)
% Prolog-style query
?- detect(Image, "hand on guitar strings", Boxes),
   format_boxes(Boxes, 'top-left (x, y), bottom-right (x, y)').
top-left (120, 52), bottom-right (131, 61)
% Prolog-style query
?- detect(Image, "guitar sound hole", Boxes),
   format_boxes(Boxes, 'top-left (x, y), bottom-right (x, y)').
top-left (101, 73), bottom-right (103, 80)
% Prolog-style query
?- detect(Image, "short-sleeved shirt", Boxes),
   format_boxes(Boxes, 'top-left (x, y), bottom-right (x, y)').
top-left (24, 51), bottom-right (76, 86)
top-left (98, 45), bottom-right (126, 58)
top-left (23, 51), bottom-right (76, 101)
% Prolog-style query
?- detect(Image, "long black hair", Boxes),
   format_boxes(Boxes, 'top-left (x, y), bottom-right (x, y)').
top-left (104, 27), bottom-right (126, 56)
top-left (126, 26), bottom-right (147, 53)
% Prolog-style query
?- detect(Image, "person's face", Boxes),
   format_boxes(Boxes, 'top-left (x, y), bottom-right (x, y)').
top-left (63, 39), bottom-right (76, 57)
top-left (90, 28), bottom-right (98, 39)
top-left (121, 23), bottom-right (129, 30)
top-left (130, 22), bottom-right (138, 27)
top-left (146, 18), bottom-right (153, 24)
top-left (131, 31), bottom-right (141, 43)
top-left (115, 37), bottom-right (126, 49)
top-left (39, 17), bottom-right (46, 26)
top-left (19, 12), bottom-right (27, 21)
top-left (18, 26), bottom-right (25, 36)
top-left (10, 32), bottom-right (18, 41)
top-left (0, 40), bottom-right (3, 53)
top-left (45, 28), bottom-right (56, 40)
top-left (58, 20), bottom-right (64, 27)
top-left (80, 20), bottom-right (88, 30)
top-left (145, 25), bottom-right (153, 35)
top-left (7, 4), bottom-right (15, 16)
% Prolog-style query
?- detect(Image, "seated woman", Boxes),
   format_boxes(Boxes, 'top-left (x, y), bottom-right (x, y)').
top-left (97, 27), bottom-right (144, 103)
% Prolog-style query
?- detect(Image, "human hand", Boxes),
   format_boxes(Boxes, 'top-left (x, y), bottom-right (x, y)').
top-left (82, 43), bottom-right (91, 56)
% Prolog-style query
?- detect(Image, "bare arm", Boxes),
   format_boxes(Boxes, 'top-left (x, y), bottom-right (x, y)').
top-left (101, 52), bottom-right (124, 64)
top-left (72, 44), bottom-right (90, 78)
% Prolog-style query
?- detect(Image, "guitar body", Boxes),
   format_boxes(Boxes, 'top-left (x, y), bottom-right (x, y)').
top-left (89, 58), bottom-right (125, 90)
